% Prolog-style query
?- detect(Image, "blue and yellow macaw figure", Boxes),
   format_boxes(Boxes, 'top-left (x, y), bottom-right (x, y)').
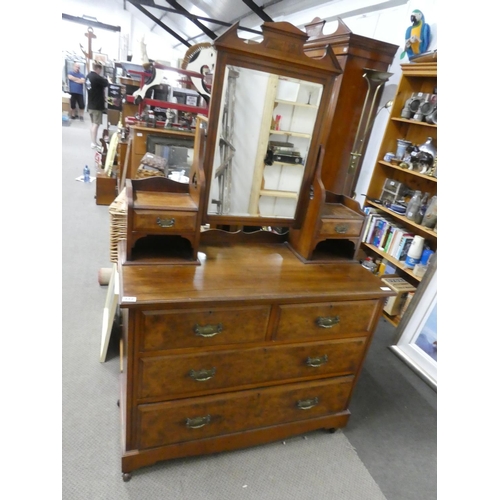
top-left (402, 10), bottom-right (430, 60)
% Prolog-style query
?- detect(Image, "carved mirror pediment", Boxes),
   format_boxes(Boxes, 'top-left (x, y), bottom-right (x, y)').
top-left (201, 21), bottom-right (343, 228)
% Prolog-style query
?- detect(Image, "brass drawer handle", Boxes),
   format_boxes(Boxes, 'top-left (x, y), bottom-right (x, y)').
top-left (156, 216), bottom-right (175, 228)
top-left (297, 397), bottom-right (319, 410)
top-left (306, 354), bottom-right (328, 367)
top-left (335, 223), bottom-right (349, 234)
top-left (189, 367), bottom-right (216, 382)
top-left (194, 323), bottom-right (223, 337)
top-left (315, 316), bottom-right (340, 328)
top-left (186, 415), bottom-right (211, 429)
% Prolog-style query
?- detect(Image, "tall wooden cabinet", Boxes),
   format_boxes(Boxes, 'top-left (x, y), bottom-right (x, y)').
top-left (361, 59), bottom-right (437, 325)
top-left (303, 17), bottom-right (398, 196)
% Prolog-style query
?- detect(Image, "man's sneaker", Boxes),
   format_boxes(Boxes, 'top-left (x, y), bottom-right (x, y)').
top-left (71, 115), bottom-right (77, 119)
top-left (91, 142), bottom-right (98, 149)
top-left (79, 116), bottom-right (84, 121)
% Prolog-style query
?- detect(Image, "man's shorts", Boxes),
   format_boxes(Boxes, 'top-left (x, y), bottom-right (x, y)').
top-left (89, 109), bottom-right (103, 125)
top-left (70, 93), bottom-right (84, 110)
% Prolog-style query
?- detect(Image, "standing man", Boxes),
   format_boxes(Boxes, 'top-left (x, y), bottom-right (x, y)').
top-left (86, 61), bottom-right (109, 149)
top-left (67, 62), bottom-right (85, 120)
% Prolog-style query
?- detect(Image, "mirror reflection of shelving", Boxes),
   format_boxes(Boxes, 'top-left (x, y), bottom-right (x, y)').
top-left (208, 66), bottom-right (323, 219)
top-left (259, 78), bottom-right (322, 218)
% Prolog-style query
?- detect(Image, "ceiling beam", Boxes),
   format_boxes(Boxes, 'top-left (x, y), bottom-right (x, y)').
top-left (128, 1), bottom-right (191, 47)
top-left (164, 0), bottom-right (217, 40)
top-left (62, 13), bottom-right (121, 32)
top-left (240, 0), bottom-right (273, 22)
top-left (128, 2), bottom-right (262, 36)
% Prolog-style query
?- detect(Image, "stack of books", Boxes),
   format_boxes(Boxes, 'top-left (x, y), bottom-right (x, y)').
top-left (362, 208), bottom-right (415, 262)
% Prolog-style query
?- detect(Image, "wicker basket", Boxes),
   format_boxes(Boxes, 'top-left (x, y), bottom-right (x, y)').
top-left (108, 188), bottom-right (127, 263)
top-left (136, 165), bottom-right (163, 179)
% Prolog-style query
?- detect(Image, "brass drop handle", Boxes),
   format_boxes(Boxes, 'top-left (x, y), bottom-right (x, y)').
top-left (306, 354), bottom-right (328, 368)
top-left (156, 216), bottom-right (175, 228)
top-left (194, 323), bottom-right (223, 337)
top-left (186, 415), bottom-right (211, 429)
top-left (296, 397), bottom-right (319, 410)
top-left (315, 316), bottom-right (340, 328)
top-left (335, 224), bottom-right (349, 234)
top-left (189, 367), bottom-right (216, 382)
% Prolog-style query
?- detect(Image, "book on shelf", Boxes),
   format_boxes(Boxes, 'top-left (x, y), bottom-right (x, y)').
top-left (362, 209), bottom-right (383, 242)
top-left (387, 227), bottom-right (405, 257)
top-left (396, 235), bottom-right (415, 261)
top-left (383, 223), bottom-right (403, 253)
top-left (364, 214), bottom-right (384, 244)
top-left (372, 218), bottom-right (390, 247)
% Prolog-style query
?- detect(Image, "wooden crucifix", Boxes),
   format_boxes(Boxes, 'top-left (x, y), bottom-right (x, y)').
top-left (80, 26), bottom-right (97, 70)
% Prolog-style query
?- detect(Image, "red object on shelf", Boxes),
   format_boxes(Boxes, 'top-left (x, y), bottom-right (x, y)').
top-left (125, 95), bottom-right (208, 115)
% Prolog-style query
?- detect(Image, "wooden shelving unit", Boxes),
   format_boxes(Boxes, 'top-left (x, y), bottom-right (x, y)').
top-left (361, 59), bottom-right (438, 326)
top-left (248, 75), bottom-right (321, 216)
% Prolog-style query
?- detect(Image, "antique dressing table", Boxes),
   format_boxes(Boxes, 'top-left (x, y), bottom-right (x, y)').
top-left (117, 21), bottom-right (394, 480)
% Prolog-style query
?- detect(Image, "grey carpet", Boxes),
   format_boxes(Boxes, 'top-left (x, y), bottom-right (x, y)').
top-left (62, 114), bottom-right (436, 499)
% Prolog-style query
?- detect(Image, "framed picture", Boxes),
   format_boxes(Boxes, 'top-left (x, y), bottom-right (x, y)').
top-left (390, 258), bottom-right (437, 390)
top-left (94, 53), bottom-right (107, 64)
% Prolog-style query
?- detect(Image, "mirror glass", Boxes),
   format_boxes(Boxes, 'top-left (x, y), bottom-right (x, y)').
top-left (208, 65), bottom-right (323, 219)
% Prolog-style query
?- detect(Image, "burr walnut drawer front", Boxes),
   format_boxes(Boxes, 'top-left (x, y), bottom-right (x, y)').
top-left (136, 376), bottom-right (354, 449)
top-left (138, 338), bottom-right (367, 399)
top-left (140, 306), bottom-right (271, 351)
top-left (319, 219), bottom-right (364, 237)
top-left (132, 209), bottom-right (198, 233)
top-left (275, 300), bottom-right (378, 341)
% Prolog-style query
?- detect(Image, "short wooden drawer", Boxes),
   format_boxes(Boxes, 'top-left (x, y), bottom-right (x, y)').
top-left (132, 210), bottom-right (197, 233)
top-left (140, 306), bottom-right (270, 351)
top-left (138, 338), bottom-right (367, 399)
top-left (275, 300), bottom-right (378, 341)
top-left (136, 376), bottom-right (354, 449)
top-left (319, 219), bottom-right (364, 237)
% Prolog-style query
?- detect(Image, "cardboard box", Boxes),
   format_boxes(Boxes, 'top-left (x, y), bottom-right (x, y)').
top-left (381, 277), bottom-right (416, 316)
top-left (62, 96), bottom-right (71, 113)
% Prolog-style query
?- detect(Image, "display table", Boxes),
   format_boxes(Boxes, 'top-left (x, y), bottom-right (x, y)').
top-left (117, 230), bottom-right (394, 479)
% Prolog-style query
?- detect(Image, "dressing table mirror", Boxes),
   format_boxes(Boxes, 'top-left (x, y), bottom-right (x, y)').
top-left (201, 21), bottom-right (342, 229)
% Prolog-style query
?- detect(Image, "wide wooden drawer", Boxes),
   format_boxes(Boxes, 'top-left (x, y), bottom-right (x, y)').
top-left (275, 300), bottom-right (378, 341)
top-left (132, 210), bottom-right (197, 233)
top-left (136, 376), bottom-right (354, 449)
top-left (140, 306), bottom-right (270, 351)
top-left (138, 338), bottom-right (367, 399)
top-left (319, 219), bottom-right (364, 237)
